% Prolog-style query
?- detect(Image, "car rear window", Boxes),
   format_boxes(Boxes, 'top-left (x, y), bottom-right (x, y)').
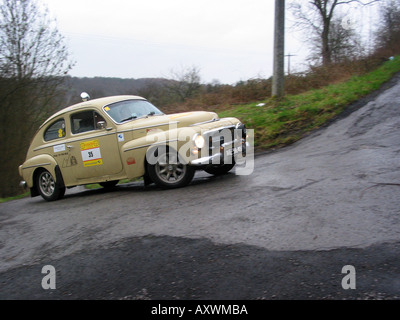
top-left (44, 119), bottom-right (66, 142)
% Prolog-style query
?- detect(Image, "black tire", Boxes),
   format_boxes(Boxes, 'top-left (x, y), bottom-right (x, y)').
top-left (147, 147), bottom-right (195, 189)
top-left (36, 169), bottom-right (65, 201)
top-left (204, 163), bottom-right (235, 175)
top-left (99, 180), bottom-right (118, 188)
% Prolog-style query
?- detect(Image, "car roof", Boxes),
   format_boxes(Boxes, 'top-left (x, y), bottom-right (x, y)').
top-left (39, 95), bottom-right (145, 129)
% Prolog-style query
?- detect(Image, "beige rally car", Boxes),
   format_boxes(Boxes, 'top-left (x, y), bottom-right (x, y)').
top-left (19, 94), bottom-right (247, 201)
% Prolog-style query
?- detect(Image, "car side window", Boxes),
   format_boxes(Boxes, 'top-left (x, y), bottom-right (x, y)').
top-left (44, 119), bottom-right (66, 142)
top-left (71, 111), bottom-right (106, 134)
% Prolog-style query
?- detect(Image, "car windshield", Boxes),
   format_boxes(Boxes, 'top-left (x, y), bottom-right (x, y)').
top-left (103, 99), bottom-right (164, 123)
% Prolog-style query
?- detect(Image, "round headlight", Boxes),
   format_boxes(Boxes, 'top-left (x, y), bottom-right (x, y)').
top-left (194, 134), bottom-right (205, 149)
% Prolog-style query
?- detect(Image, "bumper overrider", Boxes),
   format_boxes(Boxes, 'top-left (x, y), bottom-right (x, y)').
top-left (19, 165), bottom-right (28, 189)
top-left (19, 180), bottom-right (27, 189)
top-left (190, 123), bottom-right (248, 166)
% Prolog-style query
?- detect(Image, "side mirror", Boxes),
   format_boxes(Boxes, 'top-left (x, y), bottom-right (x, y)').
top-left (97, 121), bottom-right (106, 130)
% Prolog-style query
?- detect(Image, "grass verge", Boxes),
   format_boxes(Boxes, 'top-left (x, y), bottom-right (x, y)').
top-left (0, 192), bottom-right (30, 203)
top-left (218, 56), bottom-right (400, 151)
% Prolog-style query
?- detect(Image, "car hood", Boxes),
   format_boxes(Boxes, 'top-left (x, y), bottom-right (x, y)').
top-left (117, 111), bottom-right (224, 131)
top-left (167, 111), bottom-right (219, 126)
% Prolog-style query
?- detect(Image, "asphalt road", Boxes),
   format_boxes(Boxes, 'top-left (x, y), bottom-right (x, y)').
top-left (0, 75), bottom-right (400, 300)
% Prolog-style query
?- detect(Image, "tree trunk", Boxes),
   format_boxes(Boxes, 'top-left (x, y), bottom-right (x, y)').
top-left (322, 19), bottom-right (332, 65)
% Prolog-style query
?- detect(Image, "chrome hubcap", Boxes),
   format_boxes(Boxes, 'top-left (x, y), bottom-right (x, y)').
top-left (155, 153), bottom-right (186, 183)
top-left (39, 171), bottom-right (55, 197)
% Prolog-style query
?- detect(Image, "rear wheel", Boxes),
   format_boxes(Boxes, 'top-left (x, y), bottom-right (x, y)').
top-left (147, 148), bottom-right (195, 189)
top-left (36, 169), bottom-right (65, 201)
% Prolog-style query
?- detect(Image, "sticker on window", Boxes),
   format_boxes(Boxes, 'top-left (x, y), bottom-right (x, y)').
top-left (58, 128), bottom-right (65, 138)
top-left (80, 140), bottom-right (103, 167)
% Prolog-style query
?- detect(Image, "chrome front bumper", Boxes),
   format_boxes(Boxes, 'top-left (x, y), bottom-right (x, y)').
top-left (190, 142), bottom-right (250, 166)
top-left (191, 153), bottom-right (223, 166)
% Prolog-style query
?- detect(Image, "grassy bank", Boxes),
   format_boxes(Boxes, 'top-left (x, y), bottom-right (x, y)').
top-left (0, 192), bottom-right (30, 203)
top-left (219, 56), bottom-right (400, 150)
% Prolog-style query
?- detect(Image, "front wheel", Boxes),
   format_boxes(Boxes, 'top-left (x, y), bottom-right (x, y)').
top-left (36, 169), bottom-right (65, 201)
top-left (147, 148), bottom-right (195, 189)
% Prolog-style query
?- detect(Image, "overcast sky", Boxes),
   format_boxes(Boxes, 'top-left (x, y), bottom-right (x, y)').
top-left (41, 0), bottom-right (378, 84)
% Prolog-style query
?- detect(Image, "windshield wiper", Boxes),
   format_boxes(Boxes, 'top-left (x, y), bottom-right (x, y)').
top-left (120, 115), bottom-right (138, 122)
top-left (120, 112), bottom-right (161, 123)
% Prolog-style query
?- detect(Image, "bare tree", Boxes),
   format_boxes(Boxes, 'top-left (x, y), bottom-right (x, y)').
top-left (290, 0), bottom-right (379, 65)
top-left (308, 15), bottom-right (363, 64)
top-left (0, 0), bottom-right (73, 197)
top-left (0, 0), bottom-right (72, 79)
top-left (374, 0), bottom-right (400, 55)
top-left (165, 65), bottom-right (202, 102)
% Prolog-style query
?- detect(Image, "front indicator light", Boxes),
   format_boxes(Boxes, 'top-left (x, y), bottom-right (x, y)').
top-left (192, 147), bottom-right (199, 155)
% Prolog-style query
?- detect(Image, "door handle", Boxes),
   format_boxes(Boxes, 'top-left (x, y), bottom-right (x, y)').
top-left (67, 145), bottom-right (74, 150)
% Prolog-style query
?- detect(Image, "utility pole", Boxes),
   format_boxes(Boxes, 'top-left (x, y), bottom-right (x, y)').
top-left (272, 0), bottom-right (285, 98)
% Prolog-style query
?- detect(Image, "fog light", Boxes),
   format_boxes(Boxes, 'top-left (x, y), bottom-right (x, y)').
top-left (192, 147), bottom-right (199, 155)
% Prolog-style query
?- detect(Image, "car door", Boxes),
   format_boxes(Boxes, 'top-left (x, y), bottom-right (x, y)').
top-left (63, 109), bottom-right (123, 181)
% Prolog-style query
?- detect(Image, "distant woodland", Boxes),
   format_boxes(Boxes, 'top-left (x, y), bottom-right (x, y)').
top-left (62, 77), bottom-right (173, 107)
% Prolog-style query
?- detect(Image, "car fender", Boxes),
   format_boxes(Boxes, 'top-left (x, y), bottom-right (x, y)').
top-left (121, 127), bottom-right (199, 177)
top-left (19, 154), bottom-right (59, 188)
